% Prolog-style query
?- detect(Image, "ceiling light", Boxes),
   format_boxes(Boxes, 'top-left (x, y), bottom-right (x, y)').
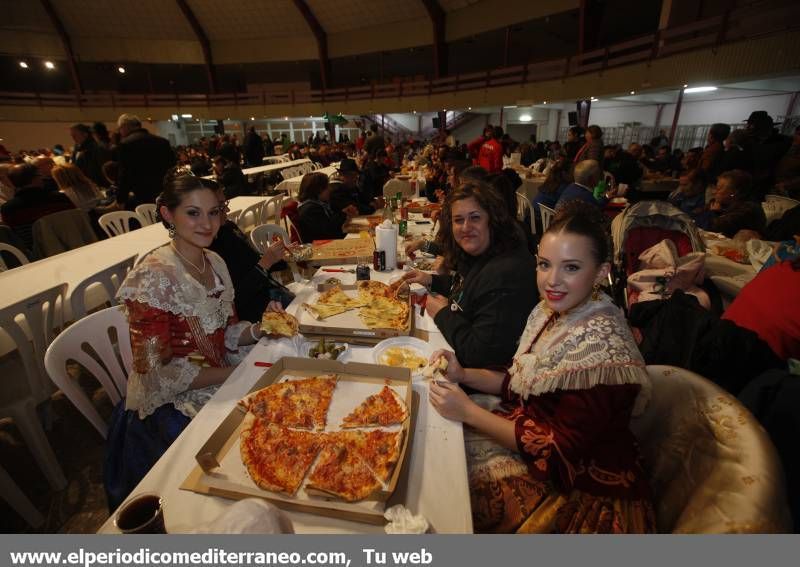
top-left (543, 101), bottom-right (547, 105)
top-left (250, 116), bottom-right (255, 120)
top-left (519, 114), bottom-right (532, 122)
top-left (181, 113), bottom-right (192, 118)
top-left (19, 61), bottom-right (28, 69)
top-left (683, 84), bottom-right (688, 88)
top-left (684, 86), bottom-right (717, 93)
top-left (467, 107), bottom-right (472, 110)
top-left (171, 114), bottom-right (179, 121)
top-left (630, 90), bottom-right (635, 95)
top-left (590, 97), bottom-right (599, 102)
top-left (412, 110), bottom-right (416, 114)
top-left (284, 116), bottom-right (288, 120)
top-left (44, 60), bottom-right (55, 70)
top-left (117, 66), bottom-right (126, 74)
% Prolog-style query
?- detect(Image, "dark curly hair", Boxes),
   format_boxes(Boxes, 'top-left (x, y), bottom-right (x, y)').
top-left (436, 180), bottom-right (521, 270)
top-left (156, 167), bottom-right (220, 228)
top-left (545, 200), bottom-right (611, 265)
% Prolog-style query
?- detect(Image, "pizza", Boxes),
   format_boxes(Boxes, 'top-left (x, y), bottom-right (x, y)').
top-left (422, 356), bottom-right (449, 381)
top-left (240, 375), bottom-right (338, 430)
top-left (302, 301), bottom-right (353, 320)
top-left (379, 346), bottom-right (427, 370)
top-left (319, 287), bottom-right (368, 309)
top-left (329, 429), bottom-right (403, 483)
top-left (302, 284), bottom-right (409, 330)
top-left (240, 419), bottom-right (324, 495)
top-left (305, 443), bottom-right (383, 502)
top-left (358, 296), bottom-right (410, 330)
top-left (357, 280), bottom-right (391, 300)
top-left (260, 311), bottom-right (299, 337)
top-left (341, 385), bottom-right (409, 428)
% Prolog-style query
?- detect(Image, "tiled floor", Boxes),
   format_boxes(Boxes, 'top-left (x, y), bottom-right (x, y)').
top-left (0, 371), bottom-right (112, 534)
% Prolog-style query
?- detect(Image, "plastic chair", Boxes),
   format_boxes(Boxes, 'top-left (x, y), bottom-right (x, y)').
top-left (765, 194), bottom-right (800, 207)
top-left (539, 204), bottom-right (556, 232)
top-left (261, 195), bottom-right (284, 225)
top-left (250, 223), bottom-right (290, 254)
top-left (45, 305), bottom-right (132, 439)
top-left (515, 192), bottom-right (535, 235)
top-left (1, 463), bottom-right (44, 527)
top-left (383, 178), bottom-right (414, 199)
top-left (237, 201), bottom-right (265, 234)
top-left (70, 254), bottom-right (137, 321)
top-left (98, 211), bottom-right (140, 238)
top-left (135, 204), bottom-right (158, 227)
top-left (0, 283), bottom-right (68, 490)
top-left (0, 242), bottom-right (29, 271)
top-left (631, 365), bottom-right (792, 533)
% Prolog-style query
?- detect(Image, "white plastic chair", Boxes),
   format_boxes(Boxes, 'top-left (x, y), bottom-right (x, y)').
top-left (134, 204), bottom-right (158, 227)
top-left (516, 192), bottom-right (535, 235)
top-left (0, 283), bottom-right (68, 490)
top-left (226, 208), bottom-right (243, 226)
top-left (539, 204), bottom-right (556, 232)
top-left (261, 195), bottom-right (284, 225)
top-left (45, 305), bottom-right (132, 439)
top-left (0, 242), bottom-right (30, 271)
top-left (237, 201), bottom-right (265, 234)
top-left (765, 194), bottom-right (800, 207)
top-left (70, 254), bottom-right (137, 321)
top-left (250, 223), bottom-right (290, 254)
top-left (383, 178), bottom-right (414, 199)
top-left (1, 464), bottom-right (44, 527)
top-left (98, 211), bottom-right (140, 238)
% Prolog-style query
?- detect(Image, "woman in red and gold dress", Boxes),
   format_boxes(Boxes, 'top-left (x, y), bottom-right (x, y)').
top-left (429, 201), bottom-right (655, 533)
top-left (105, 172), bottom-right (280, 510)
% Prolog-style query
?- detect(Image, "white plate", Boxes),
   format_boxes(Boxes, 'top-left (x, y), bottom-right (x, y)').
top-left (372, 336), bottom-right (433, 378)
top-left (302, 339), bottom-right (350, 362)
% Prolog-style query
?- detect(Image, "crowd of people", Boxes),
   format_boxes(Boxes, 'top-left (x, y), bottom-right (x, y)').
top-left (1, 107), bottom-right (799, 533)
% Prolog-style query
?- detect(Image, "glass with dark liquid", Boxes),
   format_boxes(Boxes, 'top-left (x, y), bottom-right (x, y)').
top-left (114, 493), bottom-right (166, 534)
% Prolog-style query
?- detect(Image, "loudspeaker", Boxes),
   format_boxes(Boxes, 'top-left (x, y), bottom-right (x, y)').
top-left (432, 117), bottom-right (441, 129)
top-left (568, 111), bottom-right (578, 126)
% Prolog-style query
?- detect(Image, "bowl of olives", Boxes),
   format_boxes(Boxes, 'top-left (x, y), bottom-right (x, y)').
top-left (305, 337), bottom-right (349, 361)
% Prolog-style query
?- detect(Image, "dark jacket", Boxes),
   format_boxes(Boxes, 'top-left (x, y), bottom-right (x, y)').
top-left (296, 200), bottom-right (346, 243)
top-left (72, 137), bottom-right (111, 188)
top-left (711, 200), bottom-right (767, 237)
top-left (750, 131), bottom-right (792, 197)
top-left (0, 185), bottom-right (75, 250)
top-left (430, 242), bottom-right (538, 368)
top-left (209, 221), bottom-right (292, 323)
top-left (116, 128), bottom-right (176, 209)
top-left (556, 182), bottom-right (607, 209)
top-left (329, 180), bottom-right (375, 215)
top-left (219, 164), bottom-right (249, 199)
top-left (243, 131), bottom-right (265, 167)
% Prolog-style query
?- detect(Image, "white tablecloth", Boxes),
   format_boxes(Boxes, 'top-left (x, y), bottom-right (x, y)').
top-left (203, 159), bottom-right (312, 180)
top-left (274, 166), bottom-right (339, 197)
top-left (98, 266), bottom-right (472, 534)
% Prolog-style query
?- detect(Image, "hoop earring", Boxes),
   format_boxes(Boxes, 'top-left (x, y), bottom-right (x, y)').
top-left (168, 223), bottom-right (176, 238)
top-left (592, 283), bottom-right (601, 301)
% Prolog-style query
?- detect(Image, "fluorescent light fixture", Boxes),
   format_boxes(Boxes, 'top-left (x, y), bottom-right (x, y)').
top-left (19, 61), bottom-right (28, 69)
top-left (171, 114), bottom-right (179, 121)
top-left (684, 86), bottom-right (717, 93)
top-left (117, 66), bottom-right (126, 74)
top-left (44, 60), bottom-right (55, 70)
top-left (504, 105), bottom-right (518, 109)
top-left (181, 113), bottom-right (192, 118)
top-left (590, 97), bottom-right (599, 102)
top-left (519, 114), bottom-right (532, 122)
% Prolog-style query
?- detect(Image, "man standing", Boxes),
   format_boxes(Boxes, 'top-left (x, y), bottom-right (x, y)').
top-left (243, 126), bottom-right (264, 167)
top-left (477, 126), bottom-right (504, 173)
top-left (363, 123), bottom-right (386, 158)
top-left (70, 123), bottom-right (110, 188)
top-left (115, 114), bottom-right (176, 209)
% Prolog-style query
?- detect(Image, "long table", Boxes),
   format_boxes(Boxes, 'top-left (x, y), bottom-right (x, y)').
top-left (98, 266), bottom-right (472, 534)
top-left (203, 159), bottom-right (312, 180)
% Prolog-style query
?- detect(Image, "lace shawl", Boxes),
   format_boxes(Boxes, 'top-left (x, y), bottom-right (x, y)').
top-left (509, 295), bottom-right (651, 415)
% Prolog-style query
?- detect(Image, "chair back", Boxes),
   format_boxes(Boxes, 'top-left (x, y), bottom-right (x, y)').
top-left (32, 209), bottom-right (98, 258)
top-left (98, 211), bottom-right (140, 238)
top-left (226, 208), bottom-right (243, 226)
top-left (261, 195), bottom-right (284, 225)
top-left (250, 223), bottom-right (290, 253)
top-left (539, 204), bottom-right (556, 232)
top-left (280, 200), bottom-right (302, 243)
top-left (237, 201), bottom-right (264, 233)
top-left (44, 306), bottom-right (132, 438)
top-left (0, 283), bottom-right (67, 404)
top-left (0, 243), bottom-right (29, 271)
top-left (134, 204), bottom-right (158, 226)
top-left (70, 254), bottom-right (137, 321)
top-left (383, 178), bottom-right (414, 198)
top-left (515, 192), bottom-right (535, 235)
top-left (631, 365), bottom-right (792, 533)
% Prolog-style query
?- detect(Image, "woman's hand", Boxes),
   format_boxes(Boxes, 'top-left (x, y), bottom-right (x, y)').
top-left (429, 349), bottom-right (465, 383)
top-left (429, 381), bottom-right (475, 423)
top-left (265, 300), bottom-right (284, 313)
top-left (391, 269), bottom-right (432, 290)
top-left (404, 238), bottom-right (425, 258)
top-left (424, 293), bottom-right (448, 318)
top-left (258, 240), bottom-right (288, 269)
top-left (343, 204), bottom-right (359, 218)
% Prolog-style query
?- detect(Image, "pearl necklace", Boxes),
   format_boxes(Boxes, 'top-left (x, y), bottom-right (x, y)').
top-left (171, 243), bottom-right (206, 273)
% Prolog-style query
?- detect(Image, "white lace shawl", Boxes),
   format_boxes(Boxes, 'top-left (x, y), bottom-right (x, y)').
top-left (116, 245), bottom-right (250, 419)
top-left (508, 295), bottom-right (651, 416)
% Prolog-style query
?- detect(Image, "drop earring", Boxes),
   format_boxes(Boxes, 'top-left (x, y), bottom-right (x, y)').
top-left (592, 283), bottom-right (601, 301)
top-left (168, 223), bottom-right (176, 238)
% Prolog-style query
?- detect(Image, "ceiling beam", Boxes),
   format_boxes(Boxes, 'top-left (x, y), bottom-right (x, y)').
top-left (293, 0), bottom-right (331, 90)
top-left (175, 0), bottom-right (218, 94)
top-left (421, 0), bottom-right (447, 79)
top-left (39, 0), bottom-right (83, 95)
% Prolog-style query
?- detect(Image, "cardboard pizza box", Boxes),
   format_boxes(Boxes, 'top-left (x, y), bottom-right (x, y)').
top-left (182, 357), bottom-right (416, 525)
top-left (311, 233), bottom-right (375, 266)
top-left (296, 283), bottom-right (413, 344)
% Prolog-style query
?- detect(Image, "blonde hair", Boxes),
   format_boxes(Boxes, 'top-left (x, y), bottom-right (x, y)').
top-left (52, 164), bottom-right (100, 209)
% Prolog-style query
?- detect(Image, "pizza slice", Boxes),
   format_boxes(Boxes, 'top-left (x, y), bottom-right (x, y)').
top-left (318, 287), bottom-right (368, 309)
top-left (330, 429), bottom-right (403, 483)
top-left (357, 280), bottom-right (391, 300)
top-left (358, 296), bottom-right (409, 330)
top-left (302, 302), bottom-right (353, 320)
top-left (341, 385), bottom-right (409, 428)
top-left (240, 375), bottom-right (338, 430)
top-left (422, 356), bottom-right (449, 381)
top-left (239, 420), bottom-right (323, 495)
top-left (260, 311), bottom-right (299, 337)
top-left (305, 443), bottom-right (382, 502)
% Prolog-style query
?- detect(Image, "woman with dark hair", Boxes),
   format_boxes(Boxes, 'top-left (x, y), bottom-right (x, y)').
top-left (428, 200), bottom-right (654, 533)
top-left (574, 125), bottom-right (604, 166)
top-left (296, 171), bottom-right (354, 242)
top-left (105, 171), bottom-right (278, 510)
top-left (485, 172), bottom-right (536, 254)
top-left (394, 181), bottom-right (538, 367)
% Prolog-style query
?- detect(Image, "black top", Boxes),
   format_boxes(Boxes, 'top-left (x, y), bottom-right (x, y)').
top-left (116, 128), bottom-right (176, 209)
top-left (72, 137), bottom-right (111, 188)
top-left (0, 186), bottom-right (75, 250)
top-left (219, 165), bottom-right (249, 199)
top-left (296, 200), bottom-right (346, 243)
top-left (208, 220), bottom-right (292, 323)
top-left (430, 242), bottom-right (539, 368)
top-left (329, 180), bottom-right (375, 215)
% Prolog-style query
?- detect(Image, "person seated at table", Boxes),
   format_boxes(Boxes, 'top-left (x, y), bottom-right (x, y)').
top-left (683, 123), bottom-right (729, 186)
top-left (360, 149), bottom-right (391, 202)
top-left (394, 181), bottom-right (538, 368)
top-left (668, 171), bottom-right (707, 219)
top-left (486, 172), bottom-right (536, 254)
top-left (213, 143), bottom-right (248, 199)
top-left (556, 160), bottom-right (619, 210)
top-left (208, 185), bottom-right (294, 323)
top-left (531, 158), bottom-right (571, 230)
top-left (428, 201), bottom-right (654, 533)
top-left (698, 170), bottom-right (767, 237)
top-left (105, 171), bottom-right (279, 510)
top-left (296, 171), bottom-right (356, 243)
top-left (329, 158), bottom-right (379, 215)
top-left (51, 163), bottom-right (105, 212)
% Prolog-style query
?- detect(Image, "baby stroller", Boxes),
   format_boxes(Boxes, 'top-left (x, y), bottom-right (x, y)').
top-left (610, 200), bottom-right (706, 311)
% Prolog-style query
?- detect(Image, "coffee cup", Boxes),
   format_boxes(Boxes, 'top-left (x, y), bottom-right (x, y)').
top-left (114, 493), bottom-right (166, 534)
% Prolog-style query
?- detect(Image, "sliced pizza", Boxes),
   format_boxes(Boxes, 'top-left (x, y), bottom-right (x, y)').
top-left (358, 296), bottom-right (409, 330)
top-left (357, 280), bottom-right (391, 300)
top-left (239, 419), bottom-right (324, 495)
top-left (240, 375), bottom-right (338, 430)
top-left (329, 429), bottom-right (403, 483)
top-left (260, 311), bottom-right (299, 337)
top-left (302, 302), bottom-right (353, 320)
top-left (341, 385), bottom-right (409, 428)
top-left (305, 443), bottom-right (382, 502)
top-left (318, 287), bottom-right (368, 309)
